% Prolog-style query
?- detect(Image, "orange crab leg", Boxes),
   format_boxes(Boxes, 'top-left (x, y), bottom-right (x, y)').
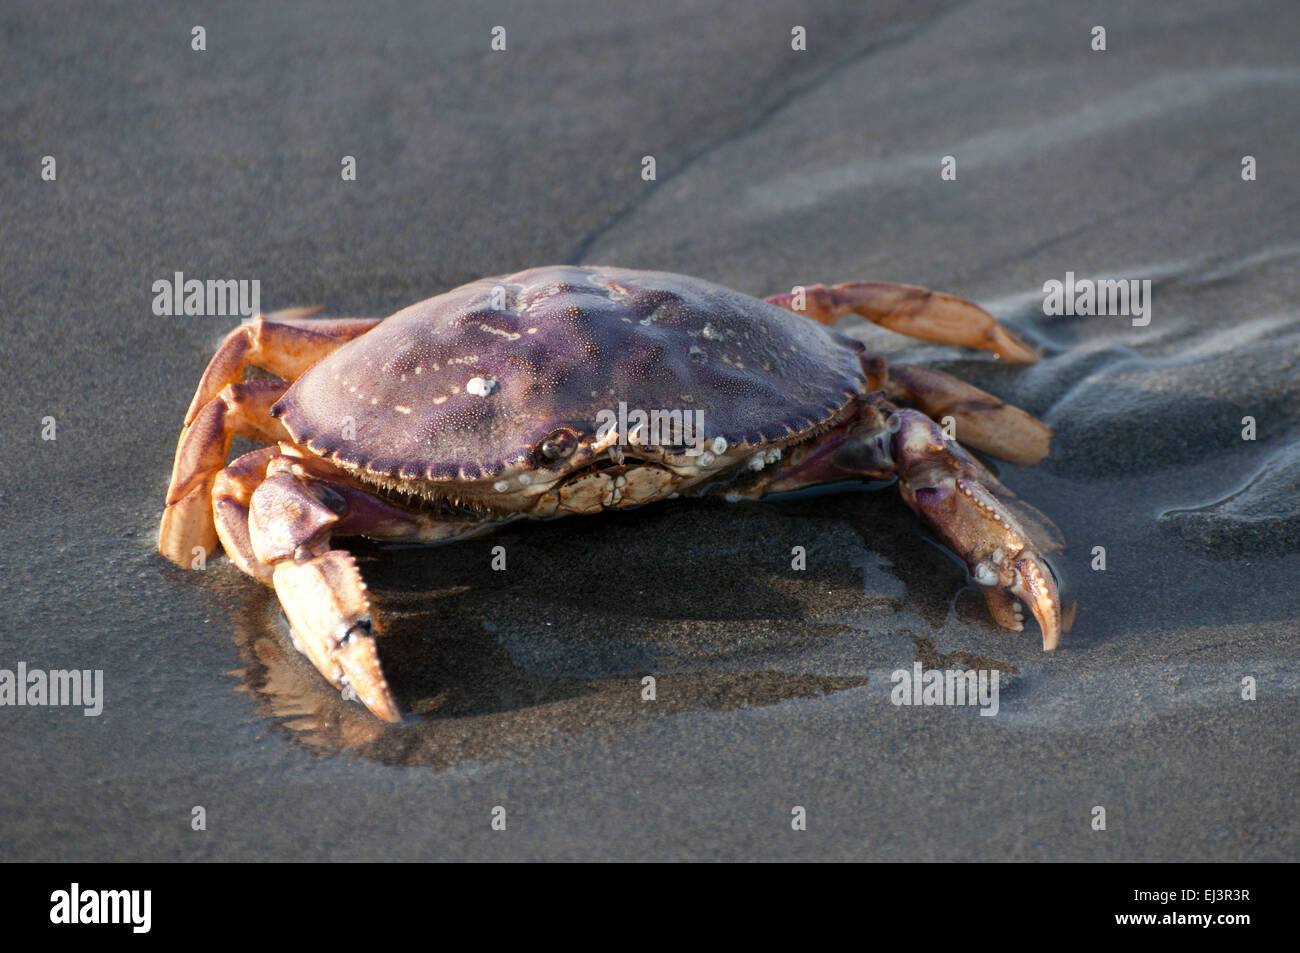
top-left (883, 362), bottom-right (1052, 465)
top-left (211, 446), bottom-right (282, 583)
top-left (766, 280), bottom-right (1037, 363)
top-left (181, 315), bottom-right (381, 427)
top-left (160, 380), bottom-right (291, 565)
top-left (160, 316), bottom-right (383, 567)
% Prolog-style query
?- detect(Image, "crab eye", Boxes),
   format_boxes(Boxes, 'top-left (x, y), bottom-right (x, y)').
top-left (537, 429), bottom-right (578, 463)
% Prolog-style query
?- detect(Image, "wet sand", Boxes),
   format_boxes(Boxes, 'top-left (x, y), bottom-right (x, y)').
top-left (2, 0), bottom-right (1298, 860)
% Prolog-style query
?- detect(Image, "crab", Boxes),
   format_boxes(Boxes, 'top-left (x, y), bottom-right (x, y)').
top-left (159, 266), bottom-right (1062, 722)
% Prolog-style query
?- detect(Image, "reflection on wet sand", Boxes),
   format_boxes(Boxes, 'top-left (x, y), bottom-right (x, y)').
top-left (229, 593), bottom-right (867, 767)
top-left (221, 488), bottom-right (1065, 765)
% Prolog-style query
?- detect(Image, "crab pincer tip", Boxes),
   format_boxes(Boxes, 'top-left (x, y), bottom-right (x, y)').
top-left (1012, 552), bottom-right (1060, 651)
top-left (336, 633), bottom-right (403, 723)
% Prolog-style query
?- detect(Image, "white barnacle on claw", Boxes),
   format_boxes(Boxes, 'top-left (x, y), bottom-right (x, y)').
top-left (493, 480), bottom-right (510, 493)
top-left (467, 376), bottom-right (496, 397)
top-left (973, 562), bottom-right (999, 586)
top-left (711, 436), bottom-right (728, 454)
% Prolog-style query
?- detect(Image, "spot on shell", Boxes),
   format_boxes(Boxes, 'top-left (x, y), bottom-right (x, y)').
top-left (467, 377), bottom-right (496, 397)
top-left (493, 480), bottom-right (509, 493)
top-left (478, 323), bottom-right (521, 341)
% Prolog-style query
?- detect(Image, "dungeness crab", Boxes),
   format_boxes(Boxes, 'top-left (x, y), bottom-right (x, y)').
top-left (160, 266), bottom-right (1061, 722)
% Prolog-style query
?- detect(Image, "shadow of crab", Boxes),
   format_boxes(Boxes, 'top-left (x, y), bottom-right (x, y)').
top-left (227, 491), bottom-right (1011, 766)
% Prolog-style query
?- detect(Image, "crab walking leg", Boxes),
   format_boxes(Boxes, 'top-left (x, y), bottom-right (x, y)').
top-left (159, 379), bottom-right (292, 565)
top-left (884, 362), bottom-right (1052, 465)
top-left (161, 316), bottom-right (383, 566)
top-left (247, 459), bottom-right (401, 722)
top-left (833, 399), bottom-right (1061, 648)
top-left (211, 446), bottom-right (282, 584)
top-left (766, 281), bottom-right (1037, 363)
top-left (181, 315), bottom-right (379, 427)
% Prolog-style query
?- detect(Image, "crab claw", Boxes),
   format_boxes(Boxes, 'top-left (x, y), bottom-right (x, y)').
top-left (889, 408), bottom-right (1061, 649)
top-left (973, 544), bottom-right (1061, 650)
top-left (271, 551), bottom-right (402, 723)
